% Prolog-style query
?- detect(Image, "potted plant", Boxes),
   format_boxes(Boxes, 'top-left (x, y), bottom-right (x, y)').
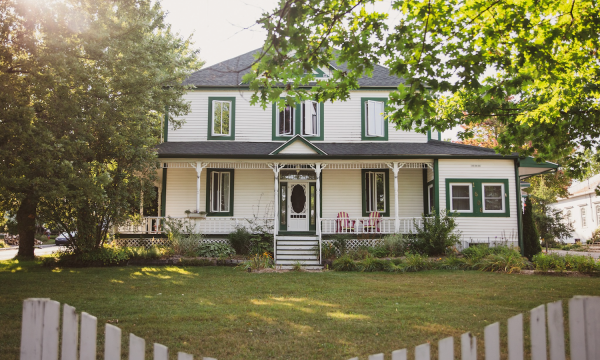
top-left (184, 210), bottom-right (207, 219)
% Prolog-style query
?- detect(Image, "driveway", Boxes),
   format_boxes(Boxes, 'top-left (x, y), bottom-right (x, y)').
top-left (547, 249), bottom-right (600, 259)
top-left (0, 245), bottom-right (62, 261)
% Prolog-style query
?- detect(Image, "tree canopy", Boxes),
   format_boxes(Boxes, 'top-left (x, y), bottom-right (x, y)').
top-left (245, 0), bottom-right (600, 174)
top-left (0, 0), bottom-right (201, 257)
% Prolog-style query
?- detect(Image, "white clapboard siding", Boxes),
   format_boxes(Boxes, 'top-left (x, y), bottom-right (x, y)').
top-left (168, 90), bottom-right (428, 143)
top-left (438, 159), bottom-right (518, 242)
top-left (19, 296), bottom-right (600, 360)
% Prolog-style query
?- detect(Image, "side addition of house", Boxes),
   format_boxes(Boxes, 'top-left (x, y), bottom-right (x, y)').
top-left (124, 49), bottom-right (556, 266)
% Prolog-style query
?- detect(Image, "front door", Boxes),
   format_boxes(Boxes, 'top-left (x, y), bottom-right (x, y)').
top-left (288, 182), bottom-right (309, 231)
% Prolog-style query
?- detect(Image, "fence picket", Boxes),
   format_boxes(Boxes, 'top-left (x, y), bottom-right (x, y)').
top-left (391, 349), bottom-right (407, 360)
top-left (507, 313), bottom-right (523, 360)
top-left (368, 353), bottom-right (384, 360)
top-left (104, 324), bottom-right (121, 360)
top-left (154, 344), bottom-right (168, 360)
top-left (530, 304), bottom-right (547, 360)
top-left (178, 353), bottom-right (193, 360)
top-left (415, 343), bottom-right (430, 360)
top-left (460, 332), bottom-right (476, 360)
top-left (584, 296), bottom-right (600, 359)
top-left (568, 297), bottom-right (586, 360)
top-left (61, 304), bottom-right (79, 360)
top-left (20, 299), bottom-right (46, 360)
top-left (130, 334), bottom-right (145, 360)
top-left (79, 313), bottom-right (97, 360)
top-left (546, 301), bottom-right (566, 360)
top-left (438, 337), bottom-right (453, 360)
top-left (484, 322), bottom-right (500, 360)
top-left (41, 300), bottom-right (60, 360)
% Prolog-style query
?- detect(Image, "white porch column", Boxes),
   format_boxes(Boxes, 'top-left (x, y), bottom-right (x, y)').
top-left (315, 163), bottom-right (322, 237)
top-left (269, 163), bottom-right (282, 263)
top-left (390, 162), bottom-right (400, 233)
top-left (194, 162), bottom-right (207, 213)
top-left (157, 183), bottom-right (162, 218)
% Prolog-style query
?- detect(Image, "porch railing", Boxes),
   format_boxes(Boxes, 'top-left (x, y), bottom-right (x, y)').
top-left (117, 217), bottom-right (274, 235)
top-left (319, 217), bottom-right (425, 235)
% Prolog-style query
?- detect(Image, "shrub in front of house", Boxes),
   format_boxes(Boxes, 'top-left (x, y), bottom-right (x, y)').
top-left (196, 242), bottom-right (236, 258)
top-left (533, 253), bottom-right (599, 273)
top-left (412, 209), bottom-right (462, 256)
top-left (228, 227), bottom-right (252, 255)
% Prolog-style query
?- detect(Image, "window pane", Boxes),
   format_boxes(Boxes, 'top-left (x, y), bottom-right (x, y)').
top-left (280, 184), bottom-right (287, 225)
top-left (484, 185), bottom-right (502, 198)
top-left (213, 102), bottom-right (222, 134)
top-left (311, 102), bottom-right (318, 135)
top-left (485, 199), bottom-right (503, 211)
top-left (212, 172), bottom-right (219, 212)
top-left (365, 172), bottom-right (372, 212)
top-left (429, 186), bottom-right (434, 212)
top-left (376, 173), bottom-right (385, 212)
top-left (452, 198), bottom-right (470, 211)
top-left (366, 102), bottom-right (375, 136)
top-left (310, 185), bottom-right (315, 225)
top-left (221, 173), bottom-right (230, 212)
top-left (374, 101), bottom-right (384, 136)
top-left (221, 102), bottom-right (230, 134)
top-left (452, 185), bottom-right (470, 198)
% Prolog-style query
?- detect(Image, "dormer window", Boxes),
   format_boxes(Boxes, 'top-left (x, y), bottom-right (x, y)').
top-left (277, 104), bottom-right (294, 137)
top-left (301, 101), bottom-right (319, 137)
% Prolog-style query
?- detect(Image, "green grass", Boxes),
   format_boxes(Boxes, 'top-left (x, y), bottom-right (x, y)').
top-left (1, 260), bottom-right (599, 360)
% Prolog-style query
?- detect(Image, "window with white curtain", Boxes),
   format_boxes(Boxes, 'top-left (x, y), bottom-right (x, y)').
top-left (277, 104), bottom-right (294, 136)
top-left (365, 100), bottom-right (385, 137)
top-left (211, 171), bottom-right (231, 213)
top-left (301, 101), bottom-right (319, 136)
top-left (364, 171), bottom-right (386, 213)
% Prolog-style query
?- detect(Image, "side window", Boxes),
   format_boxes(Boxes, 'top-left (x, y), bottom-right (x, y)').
top-left (596, 205), bottom-right (600, 226)
top-left (482, 183), bottom-right (505, 213)
top-left (362, 170), bottom-right (389, 216)
top-left (428, 184), bottom-right (434, 213)
top-left (206, 169), bottom-right (234, 216)
top-left (208, 97), bottom-right (235, 140)
top-left (449, 183), bottom-right (473, 213)
top-left (361, 98), bottom-right (388, 141)
top-left (565, 210), bottom-right (572, 223)
top-left (277, 104), bottom-right (294, 137)
top-left (581, 207), bottom-right (587, 228)
top-left (301, 101), bottom-right (319, 136)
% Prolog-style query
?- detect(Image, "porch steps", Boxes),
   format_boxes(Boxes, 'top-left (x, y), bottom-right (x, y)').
top-left (276, 235), bottom-right (322, 269)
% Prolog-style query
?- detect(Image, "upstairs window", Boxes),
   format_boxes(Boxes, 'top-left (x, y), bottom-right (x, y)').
top-left (208, 97), bottom-right (235, 140)
top-left (581, 207), bottom-right (587, 228)
top-left (449, 183), bottom-right (473, 213)
top-left (301, 101), bottom-right (319, 136)
top-left (361, 98), bottom-right (388, 140)
top-left (277, 104), bottom-right (294, 137)
top-left (362, 170), bottom-right (389, 216)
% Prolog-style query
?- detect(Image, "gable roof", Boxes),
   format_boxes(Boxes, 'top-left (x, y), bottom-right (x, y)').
top-left (157, 139), bottom-right (512, 159)
top-left (183, 48), bottom-right (404, 88)
top-left (270, 135), bottom-right (327, 155)
top-left (567, 174), bottom-right (600, 198)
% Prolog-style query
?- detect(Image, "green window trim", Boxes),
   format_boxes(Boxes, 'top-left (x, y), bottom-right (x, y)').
top-left (445, 178), bottom-right (510, 217)
top-left (208, 97), bottom-right (236, 140)
top-left (361, 169), bottom-right (390, 217)
top-left (205, 169), bottom-right (235, 217)
top-left (272, 100), bottom-right (324, 141)
top-left (361, 97), bottom-right (388, 141)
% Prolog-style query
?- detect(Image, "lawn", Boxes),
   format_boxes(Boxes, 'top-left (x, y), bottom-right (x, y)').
top-left (1, 260), bottom-right (599, 360)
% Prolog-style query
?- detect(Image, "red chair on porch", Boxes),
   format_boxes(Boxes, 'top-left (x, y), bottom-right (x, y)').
top-left (362, 212), bottom-right (381, 233)
top-left (336, 212), bottom-right (356, 233)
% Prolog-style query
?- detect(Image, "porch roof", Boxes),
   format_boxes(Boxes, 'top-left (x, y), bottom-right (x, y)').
top-left (156, 140), bottom-right (509, 159)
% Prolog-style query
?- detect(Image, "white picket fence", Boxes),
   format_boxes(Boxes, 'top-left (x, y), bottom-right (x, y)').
top-left (19, 296), bottom-right (600, 360)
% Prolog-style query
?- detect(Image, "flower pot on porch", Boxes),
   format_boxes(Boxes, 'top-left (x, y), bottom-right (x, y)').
top-left (186, 213), bottom-right (206, 219)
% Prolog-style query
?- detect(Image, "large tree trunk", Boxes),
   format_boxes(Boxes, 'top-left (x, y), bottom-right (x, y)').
top-left (17, 195), bottom-right (38, 259)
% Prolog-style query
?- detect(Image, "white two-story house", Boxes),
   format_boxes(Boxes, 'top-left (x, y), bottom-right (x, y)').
top-left (124, 49), bottom-right (556, 266)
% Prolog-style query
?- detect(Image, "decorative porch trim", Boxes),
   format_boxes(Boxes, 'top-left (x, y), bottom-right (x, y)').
top-left (160, 161), bottom-right (434, 170)
top-left (269, 135), bottom-right (328, 155)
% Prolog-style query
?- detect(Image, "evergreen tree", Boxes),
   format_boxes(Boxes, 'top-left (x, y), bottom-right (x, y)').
top-left (523, 197), bottom-right (541, 260)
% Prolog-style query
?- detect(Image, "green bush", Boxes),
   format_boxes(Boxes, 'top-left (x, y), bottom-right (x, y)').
top-left (43, 245), bottom-right (130, 267)
top-left (320, 242), bottom-right (338, 260)
top-left (412, 209), bottom-right (461, 256)
top-left (532, 253), bottom-right (566, 271)
top-left (564, 254), bottom-right (597, 273)
top-left (126, 246), bottom-right (163, 260)
top-left (382, 233), bottom-right (412, 256)
top-left (330, 234), bottom-right (350, 255)
top-left (367, 245), bottom-right (390, 258)
top-left (249, 235), bottom-right (273, 256)
top-left (197, 242), bottom-right (236, 258)
top-left (473, 253), bottom-right (528, 273)
top-left (163, 217), bottom-right (203, 256)
top-left (523, 197), bottom-right (542, 260)
top-left (402, 253), bottom-right (431, 272)
top-left (533, 253), bottom-right (598, 273)
top-left (437, 256), bottom-right (467, 270)
top-left (228, 227), bottom-right (252, 255)
top-left (356, 257), bottom-right (387, 272)
top-left (238, 253), bottom-right (274, 271)
top-left (332, 255), bottom-right (358, 271)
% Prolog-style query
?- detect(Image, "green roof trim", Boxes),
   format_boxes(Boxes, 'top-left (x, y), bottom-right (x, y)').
top-left (270, 135), bottom-right (328, 155)
top-left (519, 157), bottom-right (559, 169)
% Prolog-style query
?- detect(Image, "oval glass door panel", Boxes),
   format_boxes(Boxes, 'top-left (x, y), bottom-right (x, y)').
top-left (291, 184), bottom-right (306, 214)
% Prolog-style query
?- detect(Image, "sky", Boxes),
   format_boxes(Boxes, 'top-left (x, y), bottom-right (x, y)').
top-left (160, 0), bottom-right (459, 139)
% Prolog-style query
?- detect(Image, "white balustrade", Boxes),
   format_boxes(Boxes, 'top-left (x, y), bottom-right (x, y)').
top-left (116, 217), bottom-right (274, 235)
top-left (319, 217), bottom-right (426, 235)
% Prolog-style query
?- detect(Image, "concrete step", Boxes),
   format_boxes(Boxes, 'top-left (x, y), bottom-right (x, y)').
top-left (277, 259), bottom-right (322, 266)
top-left (279, 265), bottom-right (323, 270)
top-left (277, 250), bottom-right (317, 255)
top-left (276, 254), bottom-right (319, 260)
top-left (277, 236), bottom-right (318, 240)
top-left (277, 240), bottom-right (319, 246)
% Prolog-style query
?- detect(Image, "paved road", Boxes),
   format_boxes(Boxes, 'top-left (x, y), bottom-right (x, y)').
top-left (0, 246), bottom-right (62, 261)
top-left (547, 249), bottom-right (600, 259)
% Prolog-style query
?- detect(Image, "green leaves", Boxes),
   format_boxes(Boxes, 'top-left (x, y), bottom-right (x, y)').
top-left (248, 0), bottom-right (600, 171)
